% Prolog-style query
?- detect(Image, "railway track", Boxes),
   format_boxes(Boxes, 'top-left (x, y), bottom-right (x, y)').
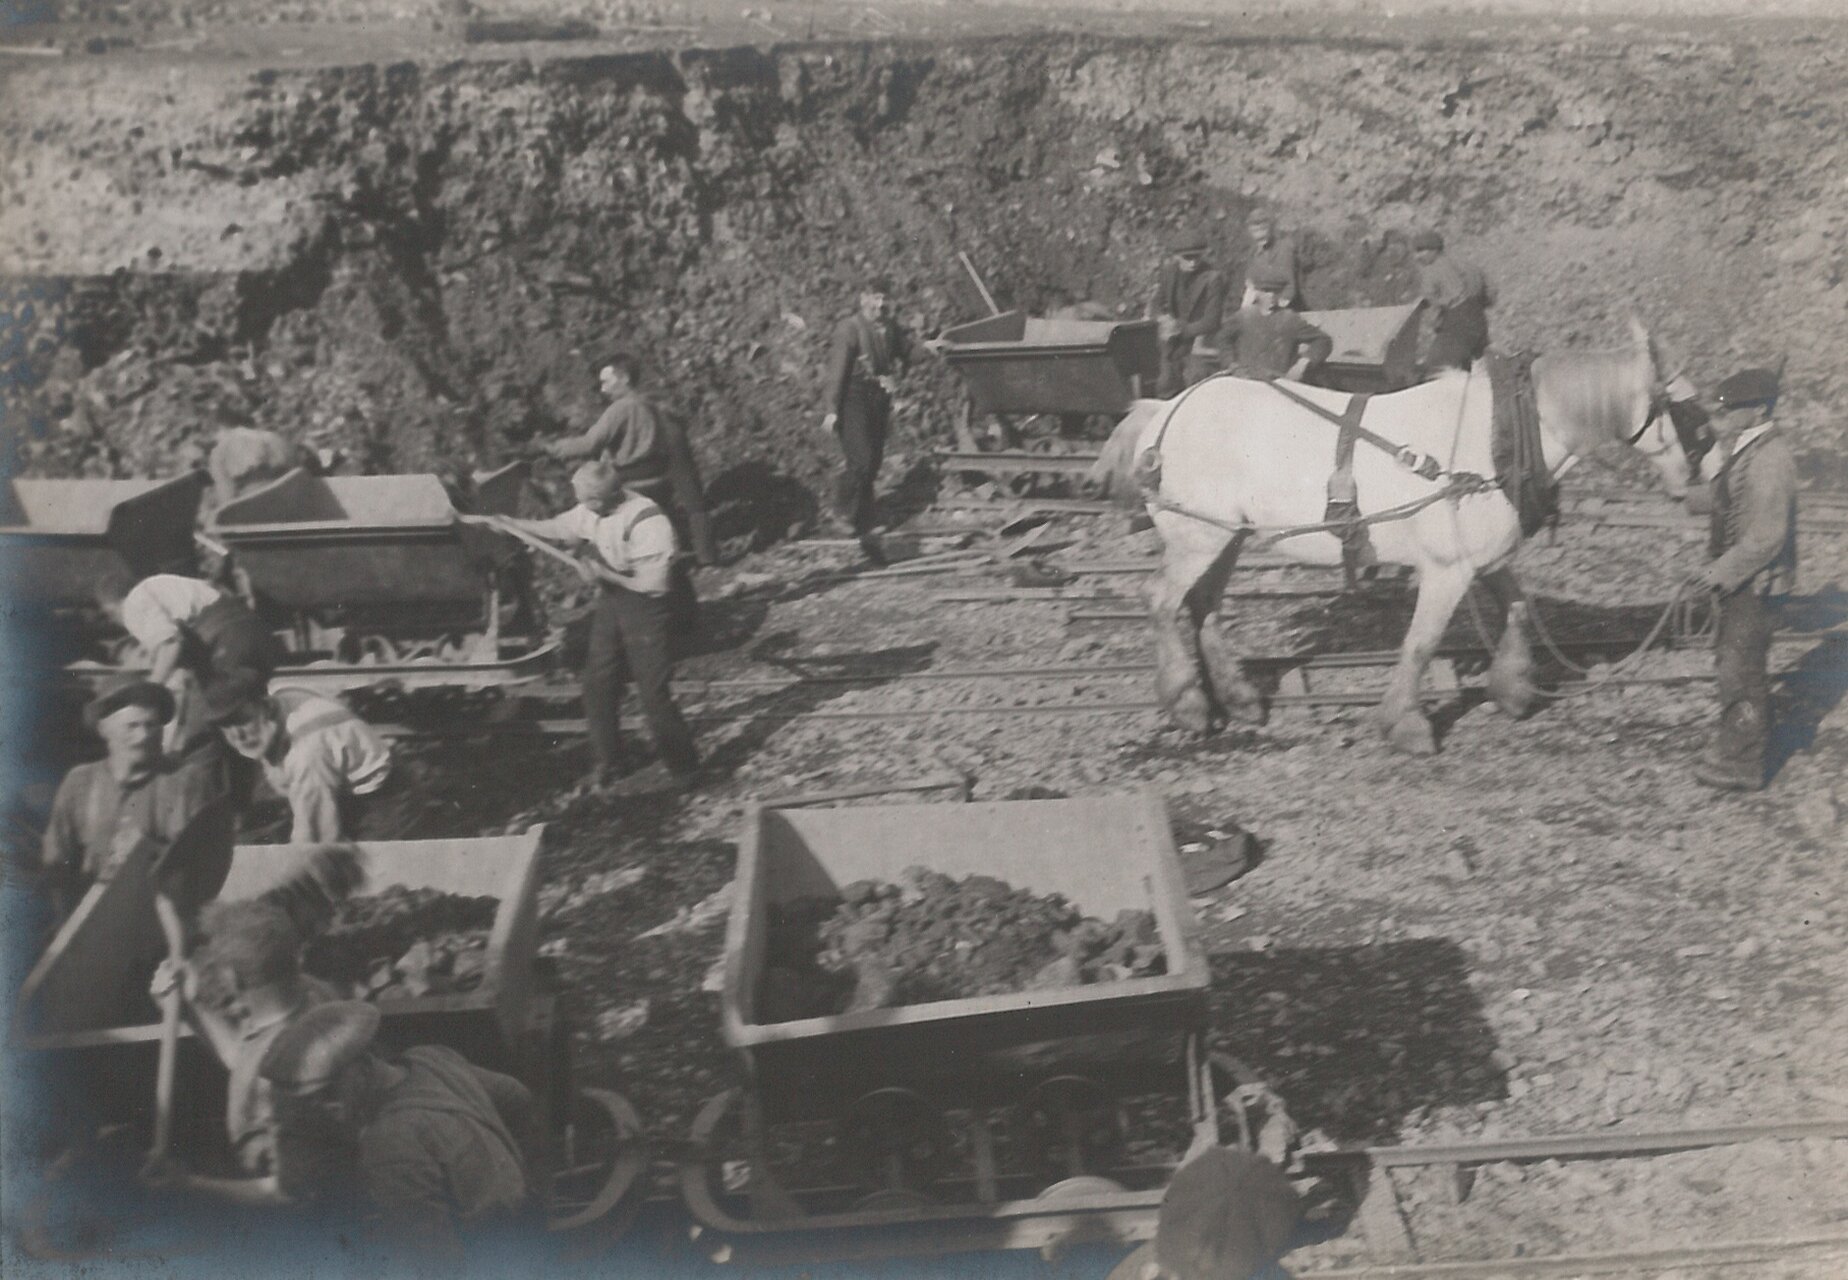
top-left (375, 629), bottom-right (1846, 737)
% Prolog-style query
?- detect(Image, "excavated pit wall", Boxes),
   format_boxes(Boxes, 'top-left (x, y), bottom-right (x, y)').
top-left (4, 29), bottom-right (1846, 514)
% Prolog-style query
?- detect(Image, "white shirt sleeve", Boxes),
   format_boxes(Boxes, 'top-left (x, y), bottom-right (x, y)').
top-left (522, 504), bottom-right (602, 544)
top-left (119, 576), bottom-right (222, 651)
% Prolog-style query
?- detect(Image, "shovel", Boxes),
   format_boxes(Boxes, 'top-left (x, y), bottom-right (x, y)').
top-left (140, 795), bottom-right (237, 1164)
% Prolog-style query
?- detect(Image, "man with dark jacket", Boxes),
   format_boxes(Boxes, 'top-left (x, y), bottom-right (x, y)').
top-left (1687, 367), bottom-right (1798, 792)
top-left (1149, 229), bottom-right (1228, 398)
top-left (1217, 267), bottom-right (1333, 382)
top-left (547, 353), bottom-right (718, 566)
top-left (1411, 229), bottom-right (1494, 371)
top-left (821, 279), bottom-right (909, 563)
top-left (258, 1001), bottom-right (538, 1260)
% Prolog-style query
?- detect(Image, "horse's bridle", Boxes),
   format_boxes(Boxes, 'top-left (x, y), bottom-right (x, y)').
top-left (1626, 376), bottom-right (1715, 471)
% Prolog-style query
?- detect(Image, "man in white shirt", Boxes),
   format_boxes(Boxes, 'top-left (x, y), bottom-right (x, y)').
top-left (95, 570), bottom-right (278, 755)
top-left (206, 674), bottom-right (398, 843)
top-left (484, 459), bottom-right (699, 787)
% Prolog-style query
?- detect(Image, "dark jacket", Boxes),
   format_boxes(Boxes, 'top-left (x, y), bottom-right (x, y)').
top-left (1148, 262), bottom-right (1228, 353)
top-left (826, 315), bottom-right (908, 417)
top-left (1217, 307), bottom-right (1333, 380)
top-left (1709, 426), bottom-right (1798, 596)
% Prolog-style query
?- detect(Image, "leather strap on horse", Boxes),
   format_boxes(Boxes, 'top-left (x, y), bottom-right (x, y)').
top-left (1262, 378), bottom-right (1446, 481)
top-left (1485, 353), bottom-right (1558, 537)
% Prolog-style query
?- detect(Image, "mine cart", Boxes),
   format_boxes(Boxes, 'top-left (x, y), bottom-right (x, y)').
top-left (11, 828), bottom-right (647, 1252)
top-left (207, 463), bottom-right (556, 692)
top-left (1299, 301), bottom-right (1425, 394)
top-left (0, 473), bottom-right (207, 613)
top-left (935, 313), bottom-right (1161, 490)
top-left (681, 791), bottom-right (1266, 1264)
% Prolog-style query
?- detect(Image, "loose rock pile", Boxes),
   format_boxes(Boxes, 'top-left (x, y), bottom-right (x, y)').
top-left (304, 885), bottom-right (499, 999)
top-left (758, 867), bottom-right (1164, 1022)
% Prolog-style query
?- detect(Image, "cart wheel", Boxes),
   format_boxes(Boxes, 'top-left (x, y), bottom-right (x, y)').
top-left (1020, 1075), bottom-right (1127, 1180)
top-left (851, 1187), bottom-right (938, 1214)
top-left (547, 1087), bottom-right (649, 1243)
top-left (1037, 1174), bottom-right (1128, 1201)
top-left (839, 1087), bottom-right (954, 1193)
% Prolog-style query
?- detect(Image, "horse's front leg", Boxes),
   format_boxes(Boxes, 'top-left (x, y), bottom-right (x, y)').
top-left (1479, 565), bottom-right (1538, 718)
top-left (1193, 531), bottom-right (1266, 723)
top-left (1377, 562), bottom-right (1476, 755)
top-left (1146, 530), bottom-right (1236, 735)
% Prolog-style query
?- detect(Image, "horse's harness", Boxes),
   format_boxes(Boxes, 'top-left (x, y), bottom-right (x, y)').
top-left (1135, 373), bottom-right (1495, 548)
top-left (1139, 365), bottom-right (1691, 546)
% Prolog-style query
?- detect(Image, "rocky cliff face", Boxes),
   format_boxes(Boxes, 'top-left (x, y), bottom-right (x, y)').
top-left (4, 27), bottom-right (1845, 507)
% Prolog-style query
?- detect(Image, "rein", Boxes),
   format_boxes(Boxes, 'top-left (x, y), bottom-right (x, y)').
top-left (1148, 474), bottom-right (1498, 549)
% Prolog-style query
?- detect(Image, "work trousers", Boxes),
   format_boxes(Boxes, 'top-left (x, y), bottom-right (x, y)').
top-left (336, 764), bottom-right (427, 842)
top-left (1708, 587), bottom-right (1776, 785)
top-left (585, 584), bottom-right (698, 776)
top-left (834, 382), bottom-right (890, 535)
top-left (1427, 303), bottom-right (1489, 371)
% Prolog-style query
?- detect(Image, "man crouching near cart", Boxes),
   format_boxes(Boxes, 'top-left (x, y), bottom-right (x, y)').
top-left (467, 458), bottom-right (700, 791)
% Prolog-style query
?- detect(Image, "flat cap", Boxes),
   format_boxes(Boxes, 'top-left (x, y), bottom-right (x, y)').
top-left (1248, 264), bottom-right (1294, 292)
top-left (258, 1000), bottom-right (381, 1094)
top-left (1411, 229), bottom-right (1445, 251)
top-left (204, 669), bottom-right (269, 726)
top-left (1169, 227), bottom-right (1210, 254)
top-left (1712, 367), bottom-right (1779, 409)
top-left (570, 459), bottom-right (624, 503)
top-left (84, 675), bottom-right (175, 733)
top-left (1154, 1147), bottom-right (1300, 1280)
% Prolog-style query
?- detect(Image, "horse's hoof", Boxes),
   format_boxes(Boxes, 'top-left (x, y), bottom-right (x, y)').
top-left (1165, 685), bottom-right (1215, 735)
top-left (1385, 712), bottom-right (1438, 756)
top-left (1222, 693), bottom-right (1269, 726)
top-left (1486, 670), bottom-right (1539, 719)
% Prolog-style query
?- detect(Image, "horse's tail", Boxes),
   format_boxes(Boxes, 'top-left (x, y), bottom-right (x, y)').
top-left (1087, 398), bottom-right (1172, 507)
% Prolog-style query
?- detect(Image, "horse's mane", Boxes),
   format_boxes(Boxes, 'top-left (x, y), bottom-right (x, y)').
top-left (1531, 344), bottom-right (1654, 452)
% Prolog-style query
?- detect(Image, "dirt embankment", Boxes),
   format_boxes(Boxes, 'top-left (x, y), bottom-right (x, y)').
top-left (4, 25), bottom-right (1846, 511)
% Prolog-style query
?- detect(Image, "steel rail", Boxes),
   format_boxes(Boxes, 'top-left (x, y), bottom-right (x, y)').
top-left (499, 628), bottom-right (1842, 702)
top-left (1303, 1117), bottom-right (1848, 1171)
top-left (375, 661), bottom-right (1840, 738)
top-left (1294, 1234), bottom-right (1848, 1279)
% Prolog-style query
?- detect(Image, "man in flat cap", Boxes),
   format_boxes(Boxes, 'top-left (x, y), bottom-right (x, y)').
top-left (207, 673), bottom-right (400, 843)
top-left (1687, 367), bottom-right (1798, 792)
top-left (258, 1001), bottom-right (538, 1258)
top-left (139, 899), bottom-right (342, 1203)
top-left (821, 276), bottom-right (911, 565)
top-left (1239, 209), bottom-right (1305, 311)
top-left (474, 458), bottom-right (698, 788)
top-left (40, 676), bottom-right (224, 923)
top-left (1148, 229), bottom-right (1228, 399)
top-left (1107, 1146), bottom-right (1299, 1280)
top-left (1217, 267), bottom-right (1334, 383)
top-left (1410, 229), bottom-right (1494, 372)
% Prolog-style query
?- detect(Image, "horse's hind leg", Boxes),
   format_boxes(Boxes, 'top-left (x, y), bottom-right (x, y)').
top-left (1147, 527), bottom-right (1234, 734)
top-left (1478, 566), bottom-right (1538, 718)
top-left (1377, 561), bottom-right (1475, 755)
top-left (1193, 532), bottom-right (1266, 723)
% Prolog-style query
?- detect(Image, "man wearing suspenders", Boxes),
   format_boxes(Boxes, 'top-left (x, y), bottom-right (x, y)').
top-left (206, 672), bottom-right (399, 843)
top-left (484, 459), bottom-right (700, 789)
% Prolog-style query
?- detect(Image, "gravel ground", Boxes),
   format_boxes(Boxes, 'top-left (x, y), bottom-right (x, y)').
top-left (363, 490), bottom-right (1848, 1265)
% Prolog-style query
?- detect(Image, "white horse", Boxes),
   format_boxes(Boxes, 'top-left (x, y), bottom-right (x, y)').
top-left (1119, 321), bottom-right (1698, 754)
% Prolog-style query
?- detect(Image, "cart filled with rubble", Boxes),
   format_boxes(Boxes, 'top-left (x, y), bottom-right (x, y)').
top-left (680, 791), bottom-right (1271, 1265)
top-left (12, 827), bottom-right (647, 1252)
